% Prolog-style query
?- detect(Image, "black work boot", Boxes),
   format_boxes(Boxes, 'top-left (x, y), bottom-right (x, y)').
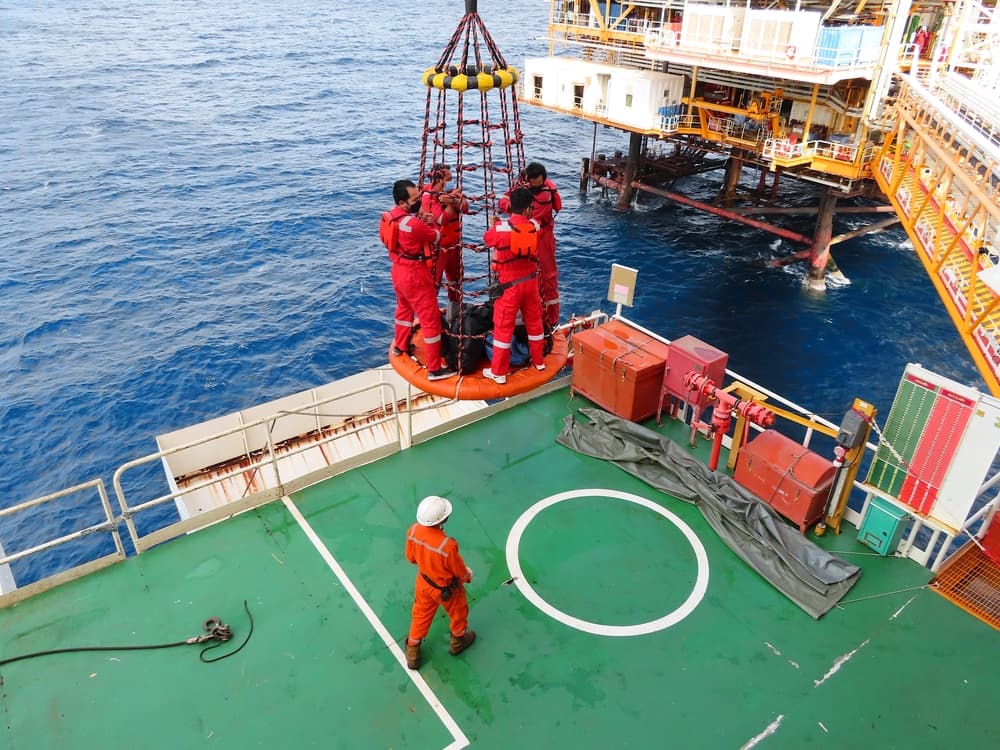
top-left (449, 630), bottom-right (476, 656)
top-left (405, 641), bottom-right (421, 670)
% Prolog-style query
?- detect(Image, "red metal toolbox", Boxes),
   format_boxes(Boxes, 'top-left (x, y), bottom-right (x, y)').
top-left (734, 429), bottom-right (836, 533)
top-left (571, 322), bottom-right (670, 422)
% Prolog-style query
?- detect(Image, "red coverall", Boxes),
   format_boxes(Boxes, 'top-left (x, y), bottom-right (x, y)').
top-left (388, 205), bottom-right (444, 371)
top-left (406, 522), bottom-right (472, 641)
top-left (500, 179), bottom-right (562, 326)
top-left (421, 186), bottom-right (468, 304)
top-left (485, 215), bottom-right (545, 376)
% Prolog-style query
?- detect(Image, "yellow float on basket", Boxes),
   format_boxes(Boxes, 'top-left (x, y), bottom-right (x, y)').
top-left (423, 65), bottom-right (519, 92)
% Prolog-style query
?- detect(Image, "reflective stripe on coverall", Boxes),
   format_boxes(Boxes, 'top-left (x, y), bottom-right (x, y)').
top-left (499, 179), bottom-right (561, 326)
top-left (485, 215), bottom-right (545, 377)
top-left (406, 522), bottom-right (471, 640)
top-left (390, 208), bottom-right (443, 370)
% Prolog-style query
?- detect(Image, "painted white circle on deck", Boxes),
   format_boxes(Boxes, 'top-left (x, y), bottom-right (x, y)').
top-left (505, 489), bottom-right (709, 636)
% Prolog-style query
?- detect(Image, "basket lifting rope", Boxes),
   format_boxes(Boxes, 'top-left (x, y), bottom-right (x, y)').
top-left (415, 0), bottom-right (525, 374)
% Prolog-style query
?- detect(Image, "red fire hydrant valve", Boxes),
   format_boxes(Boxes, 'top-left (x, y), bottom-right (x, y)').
top-left (682, 371), bottom-right (775, 470)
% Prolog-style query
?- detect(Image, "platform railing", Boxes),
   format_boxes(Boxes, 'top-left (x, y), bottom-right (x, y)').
top-left (112, 381), bottom-right (411, 553)
top-left (615, 314), bottom-right (1000, 572)
top-left (0, 356), bottom-right (582, 605)
top-left (0, 479), bottom-right (125, 606)
top-left (641, 19), bottom-right (886, 70)
top-left (761, 137), bottom-right (806, 160)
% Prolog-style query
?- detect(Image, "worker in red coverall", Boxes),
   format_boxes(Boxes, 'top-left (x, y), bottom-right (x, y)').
top-left (914, 25), bottom-right (930, 58)
top-left (387, 179), bottom-right (456, 381)
top-left (404, 495), bottom-right (476, 670)
top-left (499, 162), bottom-right (562, 327)
top-left (420, 164), bottom-right (469, 305)
top-left (482, 187), bottom-right (546, 385)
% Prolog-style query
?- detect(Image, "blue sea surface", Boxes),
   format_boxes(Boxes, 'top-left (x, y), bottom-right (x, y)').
top-left (0, 1), bottom-right (983, 583)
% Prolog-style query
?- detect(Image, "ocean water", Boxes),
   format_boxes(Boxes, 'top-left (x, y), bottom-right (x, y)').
top-left (0, 1), bottom-right (983, 583)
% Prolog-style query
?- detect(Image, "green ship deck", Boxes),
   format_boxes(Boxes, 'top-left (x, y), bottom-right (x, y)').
top-left (2, 387), bottom-right (996, 749)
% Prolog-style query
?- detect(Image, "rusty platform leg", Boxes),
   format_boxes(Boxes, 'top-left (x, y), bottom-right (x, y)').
top-left (616, 132), bottom-right (643, 210)
top-left (717, 154), bottom-right (743, 206)
top-left (807, 190), bottom-right (837, 291)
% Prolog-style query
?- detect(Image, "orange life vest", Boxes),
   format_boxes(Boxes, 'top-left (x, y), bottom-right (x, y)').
top-left (509, 221), bottom-right (538, 258)
top-left (379, 210), bottom-right (402, 253)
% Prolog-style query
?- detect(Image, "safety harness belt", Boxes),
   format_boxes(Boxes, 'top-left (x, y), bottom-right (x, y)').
top-left (488, 270), bottom-right (539, 299)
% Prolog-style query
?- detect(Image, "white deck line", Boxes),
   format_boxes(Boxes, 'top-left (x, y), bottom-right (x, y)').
top-left (281, 496), bottom-right (469, 750)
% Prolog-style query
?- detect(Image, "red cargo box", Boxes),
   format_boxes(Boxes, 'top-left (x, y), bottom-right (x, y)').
top-left (734, 429), bottom-right (836, 533)
top-left (572, 322), bottom-right (669, 422)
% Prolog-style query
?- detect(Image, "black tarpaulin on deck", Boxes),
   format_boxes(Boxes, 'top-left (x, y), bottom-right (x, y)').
top-left (557, 408), bottom-right (860, 619)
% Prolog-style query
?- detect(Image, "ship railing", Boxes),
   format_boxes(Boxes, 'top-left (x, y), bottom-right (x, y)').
top-left (0, 479), bottom-right (125, 606)
top-left (666, 113), bottom-right (701, 132)
top-left (933, 72), bottom-right (1000, 152)
top-left (112, 381), bottom-right (409, 553)
top-left (614, 315), bottom-right (841, 453)
top-left (761, 137), bottom-right (876, 167)
top-left (664, 113), bottom-right (752, 137)
top-left (958, 471), bottom-right (1000, 551)
top-left (899, 74), bottom-right (1000, 187)
top-left (658, 114), bottom-right (681, 133)
top-left (948, 0), bottom-right (997, 81)
top-left (642, 21), bottom-right (882, 72)
top-left (551, 9), bottom-right (659, 37)
top-left (761, 137), bottom-right (805, 160)
top-left (704, 116), bottom-right (768, 145)
top-left (810, 139), bottom-right (861, 163)
top-left (620, 317), bottom-right (1000, 572)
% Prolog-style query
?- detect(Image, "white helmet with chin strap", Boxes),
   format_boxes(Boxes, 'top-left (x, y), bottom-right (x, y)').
top-left (416, 495), bottom-right (453, 527)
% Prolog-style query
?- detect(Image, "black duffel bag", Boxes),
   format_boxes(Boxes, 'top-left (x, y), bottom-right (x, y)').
top-left (441, 300), bottom-right (494, 374)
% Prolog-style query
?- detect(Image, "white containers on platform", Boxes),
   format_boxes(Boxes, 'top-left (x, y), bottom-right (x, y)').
top-left (680, 4), bottom-right (745, 53)
top-left (522, 57), bottom-right (607, 112)
top-left (739, 10), bottom-right (822, 63)
top-left (605, 68), bottom-right (685, 130)
top-left (522, 56), bottom-right (684, 131)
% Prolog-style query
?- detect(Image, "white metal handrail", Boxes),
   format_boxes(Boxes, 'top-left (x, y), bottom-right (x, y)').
top-left (762, 137), bottom-right (806, 159)
top-left (113, 381), bottom-right (406, 550)
top-left (901, 74), bottom-right (1000, 188)
top-left (0, 478), bottom-right (125, 603)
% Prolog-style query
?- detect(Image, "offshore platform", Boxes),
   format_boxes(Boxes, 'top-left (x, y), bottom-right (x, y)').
top-left (523, 0), bottom-right (1000, 395)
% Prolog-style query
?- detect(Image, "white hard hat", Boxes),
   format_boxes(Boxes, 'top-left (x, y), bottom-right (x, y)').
top-left (416, 495), bottom-right (453, 527)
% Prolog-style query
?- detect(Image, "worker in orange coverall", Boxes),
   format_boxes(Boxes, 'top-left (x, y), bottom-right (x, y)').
top-left (404, 495), bottom-right (475, 670)
top-left (482, 187), bottom-right (546, 385)
top-left (420, 164), bottom-right (469, 305)
top-left (499, 161), bottom-right (562, 327)
top-left (386, 179), bottom-right (456, 381)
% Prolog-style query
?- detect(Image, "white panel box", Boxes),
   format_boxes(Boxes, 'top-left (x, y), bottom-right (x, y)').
top-left (523, 57), bottom-right (610, 115)
top-left (931, 393), bottom-right (1000, 529)
top-left (605, 69), bottom-right (686, 130)
top-left (681, 4), bottom-right (745, 53)
top-left (740, 10), bottom-right (821, 62)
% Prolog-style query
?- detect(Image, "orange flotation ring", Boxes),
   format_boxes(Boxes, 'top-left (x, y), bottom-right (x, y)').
top-left (389, 329), bottom-right (569, 399)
